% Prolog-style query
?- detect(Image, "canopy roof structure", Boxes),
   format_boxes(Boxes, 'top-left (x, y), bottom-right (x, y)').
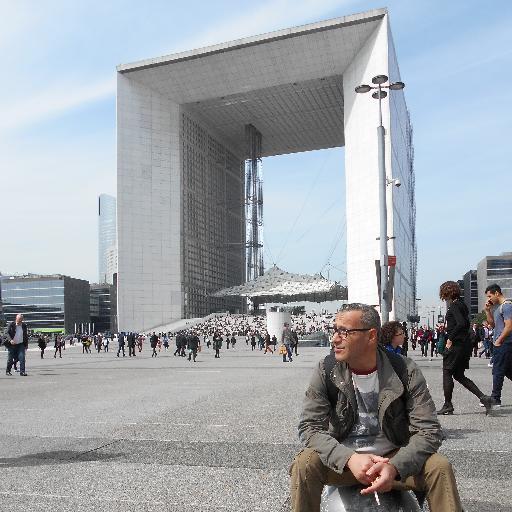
top-left (212, 266), bottom-right (347, 304)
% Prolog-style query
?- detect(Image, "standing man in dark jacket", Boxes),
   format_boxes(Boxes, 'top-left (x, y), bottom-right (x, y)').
top-left (187, 332), bottom-right (200, 362)
top-left (6, 314), bottom-right (29, 376)
top-left (117, 332), bottom-right (126, 357)
top-left (150, 332), bottom-right (159, 357)
top-left (290, 303), bottom-right (464, 512)
top-left (127, 332), bottom-right (136, 357)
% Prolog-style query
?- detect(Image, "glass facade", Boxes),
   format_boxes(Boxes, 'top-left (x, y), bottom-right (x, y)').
top-left (90, 284), bottom-right (117, 334)
top-left (1, 276), bottom-right (90, 333)
top-left (388, 33), bottom-right (416, 322)
top-left (98, 194), bottom-right (117, 284)
top-left (1, 277), bottom-right (65, 331)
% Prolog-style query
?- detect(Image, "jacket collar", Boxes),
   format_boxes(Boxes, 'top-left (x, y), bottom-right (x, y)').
top-left (330, 346), bottom-right (405, 422)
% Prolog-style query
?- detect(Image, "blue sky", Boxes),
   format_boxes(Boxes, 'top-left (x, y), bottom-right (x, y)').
top-left (1, 0), bottom-right (511, 318)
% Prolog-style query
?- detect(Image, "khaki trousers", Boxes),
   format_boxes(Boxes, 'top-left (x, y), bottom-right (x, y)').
top-left (289, 448), bottom-right (463, 512)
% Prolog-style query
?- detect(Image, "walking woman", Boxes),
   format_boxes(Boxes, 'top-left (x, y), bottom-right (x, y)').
top-left (437, 281), bottom-right (493, 415)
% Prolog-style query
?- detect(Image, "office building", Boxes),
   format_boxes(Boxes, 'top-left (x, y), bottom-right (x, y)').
top-left (477, 252), bottom-right (512, 311)
top-left (98, 194), bottom-right (117, 284)
top-left (116, 8), bottom-right (416, 331)
top-left (463, 270), bottom-right (478, 317)
top-left (0, 274), bottom-right (90, 333)
top-left (90, 283), bottom-right (117, 334)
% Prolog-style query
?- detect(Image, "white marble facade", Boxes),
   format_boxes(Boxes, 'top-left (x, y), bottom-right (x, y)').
top-left (117, 9), bottom-right (416, 331)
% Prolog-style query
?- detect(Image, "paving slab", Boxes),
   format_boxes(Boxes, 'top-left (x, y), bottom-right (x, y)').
top-left (0, 344), bottom-right (510, 511)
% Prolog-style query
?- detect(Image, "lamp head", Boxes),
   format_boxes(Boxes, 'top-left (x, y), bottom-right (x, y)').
top-left (372, 74), bottom-right (388, 85)
top-left (355, 84), bottom-right (371, 94)
top-left (372, 90), bottom-right (387, 99)
top-left (389, 81), bottom-right (405, 90)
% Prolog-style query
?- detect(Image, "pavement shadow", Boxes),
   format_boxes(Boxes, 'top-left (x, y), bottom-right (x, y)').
top-left (0, 449), bottom-right (124, 468)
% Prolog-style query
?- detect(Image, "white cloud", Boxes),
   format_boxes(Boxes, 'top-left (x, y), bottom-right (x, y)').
top-left (172, 0), bottom-right (352, 52)
top-left (0, 77), bottom-right (116, 134)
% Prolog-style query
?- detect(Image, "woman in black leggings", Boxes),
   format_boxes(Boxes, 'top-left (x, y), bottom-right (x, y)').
top-left (437, 281), bottom-right (493, 415)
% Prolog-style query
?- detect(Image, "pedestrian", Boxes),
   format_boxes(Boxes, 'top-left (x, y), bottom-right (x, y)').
top-left (96, 334), bottom-right (103, 353)
top-left (174, 333), bottom-right (183, 356)
top-left (471, 323), bottom-right (481, 357)
top-left (230, 333), bottom-right (236, 349)
top-left (281, 322), bottom-right (293, 362)
top-left (117, 332), bottom-right (126, 357)
top-left (401, 321), bottom-right (409, 356)
top-left (150, 332), bottom-right (158, 357)
top-left (292, 330), bottom-right (299, 356)
top-left (289, 303), bottom-right (465, 512)
top-left (38, 334), bottom-right (47, 359)
top-left (437, 281), bottom-right (492, 415)
top-left (128, 332), bottom-right (136, 357)
top-left (264, 332), bottom-right (273, 354)
top-left (279, 342), bottom-right (288, 362)
top-left (380, 321), bottom-right (404, 354)
top-left (137, 334), bottom-right (144, 352)
top-left (250, 334), bottom-right (256, 351)
top-left (103, 335), bottom-right (109, 352)
top-left (484, 284), bottom-right (512, 408)
top-left (6, 314), bottom-right (29, 376)
top-left (213, 332), bottom-right (222, 358)
top-left (163, 334), bottom-right (169, 351)
top-left (478, 321), bottom-right (492, 359)
top-left (187, 332), bottom-right (200, 362)
top-left (54, 335), bottom-right (63, 358)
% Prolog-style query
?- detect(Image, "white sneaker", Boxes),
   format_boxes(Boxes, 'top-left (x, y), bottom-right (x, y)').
top-left (488, 363), bottom-right (493, 367)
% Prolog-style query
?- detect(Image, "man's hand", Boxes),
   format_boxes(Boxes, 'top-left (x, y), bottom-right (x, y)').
top-left (494, 338), bottom-right (503, 347)
top-left (346, 453), bottom-right (389, 485)
top-left (484, 300), bottom-right (493, 313)
top-left (360, 461), bottom-right (398, 495)
top-left (445, 339), bottom-right (452, 350)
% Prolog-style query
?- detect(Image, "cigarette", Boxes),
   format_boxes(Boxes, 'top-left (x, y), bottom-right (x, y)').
top-left (374, 492), bottom-right (380, 506)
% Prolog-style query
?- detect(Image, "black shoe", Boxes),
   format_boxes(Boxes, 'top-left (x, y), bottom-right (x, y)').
top-left (19, 372), bottom-right (28, 376)
top-left (6, 371), bottom-right (12, 376)
top-left (480, 395), bottom-right (493, 415)
top-left (437, 403), bottom-right (454, 415)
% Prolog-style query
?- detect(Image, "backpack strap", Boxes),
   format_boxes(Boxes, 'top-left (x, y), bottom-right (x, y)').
top-left (323, 349), bottom-right (339, 409)
top-left (323, 349), bottom-right (408, 410)
top-left (499, 299), bottom-right (512, 318)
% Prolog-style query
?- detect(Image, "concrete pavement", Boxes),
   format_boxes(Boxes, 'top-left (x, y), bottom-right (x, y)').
top-left (0, 342), bottom-right (510, 511)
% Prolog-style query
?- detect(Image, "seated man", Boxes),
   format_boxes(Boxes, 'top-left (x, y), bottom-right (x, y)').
top-left (290, 303), bottom-right (462, 512)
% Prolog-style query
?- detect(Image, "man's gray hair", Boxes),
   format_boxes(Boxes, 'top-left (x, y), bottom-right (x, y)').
top-left (338, 303), bottom-right (381, 332)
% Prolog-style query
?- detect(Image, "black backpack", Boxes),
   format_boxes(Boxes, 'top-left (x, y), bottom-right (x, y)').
top-left (323, 349), bottom-right (408, 410)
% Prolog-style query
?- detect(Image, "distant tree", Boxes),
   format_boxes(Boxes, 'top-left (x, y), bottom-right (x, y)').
top-left (471, 311), bottom-right (487, 325)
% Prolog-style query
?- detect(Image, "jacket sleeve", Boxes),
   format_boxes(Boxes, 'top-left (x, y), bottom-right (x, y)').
top-left (298, 360), bottom-right (355, 474)
top-left (388, 361), bottom-right (443, 479)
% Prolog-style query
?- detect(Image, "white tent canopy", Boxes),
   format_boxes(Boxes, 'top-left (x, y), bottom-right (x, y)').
top-left (212, 266), bottom-right (347, 303)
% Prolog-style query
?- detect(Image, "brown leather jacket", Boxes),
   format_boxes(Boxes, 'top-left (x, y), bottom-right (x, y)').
top-left (298, 346), bottom-right (442, 480)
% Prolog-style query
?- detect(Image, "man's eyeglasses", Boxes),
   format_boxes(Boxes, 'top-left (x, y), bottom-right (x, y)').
top-left (332, 327), bottom-right (372, 339)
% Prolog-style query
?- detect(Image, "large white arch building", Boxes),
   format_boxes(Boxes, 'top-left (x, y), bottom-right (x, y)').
top-left (116, 8), bottom-right (416, 332)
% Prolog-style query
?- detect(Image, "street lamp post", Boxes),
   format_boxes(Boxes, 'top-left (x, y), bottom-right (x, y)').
top-left (355, 76), bottom-right (405, 323)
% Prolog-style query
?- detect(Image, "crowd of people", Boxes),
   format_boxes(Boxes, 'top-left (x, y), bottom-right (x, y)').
top-left (4, 279), bottom-right (511, 512)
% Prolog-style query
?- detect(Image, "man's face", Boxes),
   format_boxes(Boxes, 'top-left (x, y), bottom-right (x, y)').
top-left (15, 314), bottom-right (23, 325)
top-left (486, 291), bottom-right (500, 305)
top-left (332, 310), bottom-right (377, 365)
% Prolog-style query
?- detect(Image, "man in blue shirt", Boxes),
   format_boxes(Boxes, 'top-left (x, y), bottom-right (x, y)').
top-left (484, 284), bottom-right (512, 407)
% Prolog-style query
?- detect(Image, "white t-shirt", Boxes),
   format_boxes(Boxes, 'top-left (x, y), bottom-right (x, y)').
top-left (342, 370), bottom-right (398, 456)
top-left (12, 325), bottom-right (24, 345)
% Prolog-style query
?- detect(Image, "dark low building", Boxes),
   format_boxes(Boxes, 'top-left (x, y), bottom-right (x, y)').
top-left (463, 270), bottom-right (479, 317)
top-left (90, 282), bottom-right (117, 334)
top-left (0, 274), bottom-right (90, 334)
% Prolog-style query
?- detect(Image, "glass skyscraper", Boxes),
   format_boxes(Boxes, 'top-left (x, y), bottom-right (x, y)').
top-left (98, 194), bottom-right (117, 284)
